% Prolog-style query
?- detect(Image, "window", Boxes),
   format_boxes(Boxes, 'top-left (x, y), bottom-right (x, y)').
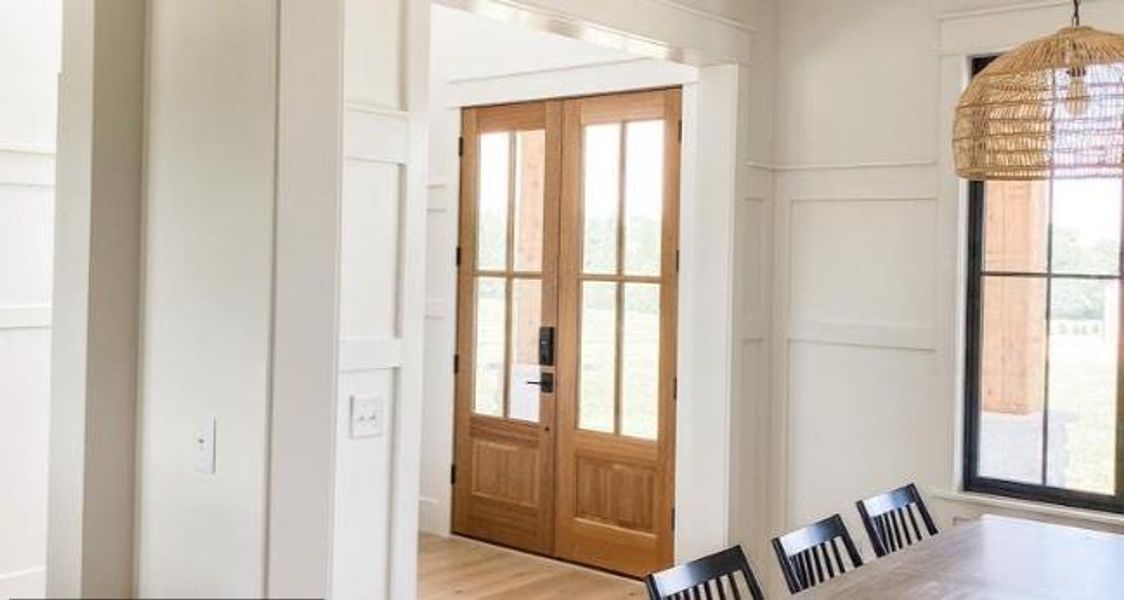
top-left (964, 56), bottom-right (1124, 512)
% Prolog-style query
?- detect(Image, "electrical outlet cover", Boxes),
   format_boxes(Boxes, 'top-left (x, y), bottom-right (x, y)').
top-left (350, 393), bottom-right (386, 438)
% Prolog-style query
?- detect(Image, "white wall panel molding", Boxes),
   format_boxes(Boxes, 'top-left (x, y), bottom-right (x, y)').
top-left (788, 319), bottom-right (936, 352)
top-left (0, 567), bottom-right (46, 599)
top-left (744, 163), bottom-right (774, 199)
top-left (790, 195), bottom-right (937, 204)
top-left (0, 144), bottom-right (53, 156)
top-left (427, 182), bottom-right (449, 213)
top-left (749, 159), bottom-right (936, 172)
top-left (0, 305), bottom-right (50, 330)
top-left (343, 108), bottom-right (409, 165)
top-left (742, 317), bottom-right (766, 343)
top-left (343, 98), bottom-right (408, 119)
top-left (736, 196), bottom-right (769, 343)
top-left (0, 147), bottom-right (54, 188)
top-left (781, 164), bottom-right (938, 201)
top-left (338, 336), bottom-right (404, 372)
top-left (385, 0), bottom-right (431, 595)
top-left (424, 299), bottom-right (450, 319)
top-left (786, 195), bottom-right (938, 353)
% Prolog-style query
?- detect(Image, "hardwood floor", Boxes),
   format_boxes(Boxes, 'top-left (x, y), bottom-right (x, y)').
top-left (418, 534), bottom-right (646, 599)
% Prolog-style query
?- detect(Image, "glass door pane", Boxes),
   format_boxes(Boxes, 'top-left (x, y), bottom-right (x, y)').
top-left (582, 124), bottom-right (621, 275)
top-left (471, 127), bottom-right (547, 423)
top-left (624, 121), bottom-right (664, 276)
top-left (579, 281), bottom-right (617, 433)
top-left (478, 132), bottom-right (510, 271)
top-left (509, 278), bottom-right (543, 422)
top-left (473, 277), bottom-right (506, 417)
top-left (621, 283), bottom-right (660, 439)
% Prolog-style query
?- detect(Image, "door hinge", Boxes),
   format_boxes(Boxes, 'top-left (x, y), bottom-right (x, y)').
top-left (458, 136), bottom-right (464, 157)
top-left (454, 353), bottom-right (459, 374)
top-left (451, 464), bottom-right (456, 485)
top-left (456, 246), bottom-right (462, 267)
top-left (677, 119), bottom-right (682, 142)
top-left (672, 508), bottom-right (676, 530)
top-left (673, 377), bottom-right (678, 400)
top-left (676, 249), bottom-right (680, 272)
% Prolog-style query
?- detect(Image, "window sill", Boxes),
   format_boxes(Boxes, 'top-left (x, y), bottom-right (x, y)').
top-left (931, 489), bottom-right (1124, 529)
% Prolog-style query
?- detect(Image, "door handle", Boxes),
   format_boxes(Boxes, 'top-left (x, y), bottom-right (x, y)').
top-left (525, 372), bottom-right (554, 393)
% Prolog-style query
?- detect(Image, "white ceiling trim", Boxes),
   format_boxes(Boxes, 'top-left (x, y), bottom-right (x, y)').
top-left (642, 0), bottom-right (755, 33)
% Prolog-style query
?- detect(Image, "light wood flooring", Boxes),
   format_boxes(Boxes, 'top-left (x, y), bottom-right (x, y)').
top-left (418, 534), bottom-right (646, 599)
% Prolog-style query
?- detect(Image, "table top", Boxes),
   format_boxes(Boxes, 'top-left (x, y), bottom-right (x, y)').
top-left (799, 515), bottom-right (1124, 599)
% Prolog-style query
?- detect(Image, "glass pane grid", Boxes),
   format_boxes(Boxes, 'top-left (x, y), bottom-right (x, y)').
top-left (472, 128), bottom-right (546, 423)
top-left (577, 117), bottom-right (666, 440)
top-left (973, 175), bottom-right (1123, 502)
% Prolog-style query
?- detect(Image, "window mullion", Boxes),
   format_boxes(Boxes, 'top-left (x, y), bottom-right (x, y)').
top-left (1040, 180), bottom-right (1055, 487)
top-left (1115, 176), bottom-right (1124, 505)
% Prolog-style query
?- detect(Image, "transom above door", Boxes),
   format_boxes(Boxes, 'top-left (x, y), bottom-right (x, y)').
top-left (453, 89), bottom-right (681, 577)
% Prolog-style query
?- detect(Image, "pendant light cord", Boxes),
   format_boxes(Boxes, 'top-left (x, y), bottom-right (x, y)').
top-left (1073, 0), bottom-right (1081, 26)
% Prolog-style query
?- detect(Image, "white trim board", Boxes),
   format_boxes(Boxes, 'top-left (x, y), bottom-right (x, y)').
top-left (442, 58), bottom-right (698, 108)
top-left (0, 305), bottom-right (51, 330)
top-left (0, 566), bottom-right (46, 598)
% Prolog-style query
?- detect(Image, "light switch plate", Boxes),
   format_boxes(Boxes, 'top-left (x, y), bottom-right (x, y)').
top-left (194, 416), bottom-right (216, 474)
top-left (350, 394), bottom-right (386, 438)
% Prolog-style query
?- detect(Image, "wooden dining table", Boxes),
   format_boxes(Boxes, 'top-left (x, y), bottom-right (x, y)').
top-left (799, 514), bottom-right (1124, 599)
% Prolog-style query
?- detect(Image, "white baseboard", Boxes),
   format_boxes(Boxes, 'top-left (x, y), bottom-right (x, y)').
top-left (0, 566), bottom-right (46, 599)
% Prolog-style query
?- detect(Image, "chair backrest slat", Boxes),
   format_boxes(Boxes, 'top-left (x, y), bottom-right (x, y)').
top-left (771, 514), bottom-right (863, 594)
top-left (856, 483), bottom-right (938, 558)
top-left (645, 545), bottom-right (766, 600)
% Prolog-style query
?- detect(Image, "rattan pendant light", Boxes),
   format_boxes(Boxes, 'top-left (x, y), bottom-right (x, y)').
top-left (954, 0), bottom-right (1124, 180)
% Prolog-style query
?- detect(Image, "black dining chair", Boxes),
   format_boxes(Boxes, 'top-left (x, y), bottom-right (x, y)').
top-left (644, 545), bottom-right (766, 600)
top-left (771, 514), bottom-right (863, 594)
top-left (856, 482), bottom-right (939, 558)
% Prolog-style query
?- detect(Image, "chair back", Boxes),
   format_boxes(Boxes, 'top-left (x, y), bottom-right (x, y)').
top-left (771, 514), bottom-right (863, 594)
top-left (644, 545), bottom-right (765, 600)
top-left (856, 482), bottom-right (938, 557)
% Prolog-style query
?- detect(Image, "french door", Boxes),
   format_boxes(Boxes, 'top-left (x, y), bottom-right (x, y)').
top-left (453, 89), bottom-right (680, 577)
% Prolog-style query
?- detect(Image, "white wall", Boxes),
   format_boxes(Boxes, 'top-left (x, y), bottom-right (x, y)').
top-left (41, 0), bottom-right (425, 596)
top-left (330, 0), bottom-right (429, 597)
top-left (0, 2), bottom-right (59, 596)
top-left (770, 0), bottom-right (1124, 567)
top-left (328, 2), bottom-right (429, 597)
top-left (137, 1), bottom-right (278, 595)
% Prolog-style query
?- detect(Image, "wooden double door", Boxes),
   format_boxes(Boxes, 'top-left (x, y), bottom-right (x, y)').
top-left (452, 89), bottom-right (681, 577)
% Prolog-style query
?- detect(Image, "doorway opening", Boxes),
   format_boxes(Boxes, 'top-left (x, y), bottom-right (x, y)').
top-left (421, 3), bottom-right (702, 587)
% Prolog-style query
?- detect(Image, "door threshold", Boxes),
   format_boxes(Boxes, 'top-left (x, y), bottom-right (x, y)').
top-left (449, 533), bottom-right (644, 582)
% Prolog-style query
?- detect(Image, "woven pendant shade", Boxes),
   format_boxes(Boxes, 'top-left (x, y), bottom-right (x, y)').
top-left (954, 25), bottom-right (1124, 180)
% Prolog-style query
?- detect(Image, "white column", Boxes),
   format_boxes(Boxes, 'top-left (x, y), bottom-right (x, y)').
top-left (268, 0), bottom-right (345, 597)
top-left (47, 0), bottom-right (145, 595)
top-left (675, 64), bottom-right (742, 561)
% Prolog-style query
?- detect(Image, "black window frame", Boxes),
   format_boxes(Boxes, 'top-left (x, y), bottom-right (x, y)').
top-left (963, 55), bottom-right (1124, 514)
